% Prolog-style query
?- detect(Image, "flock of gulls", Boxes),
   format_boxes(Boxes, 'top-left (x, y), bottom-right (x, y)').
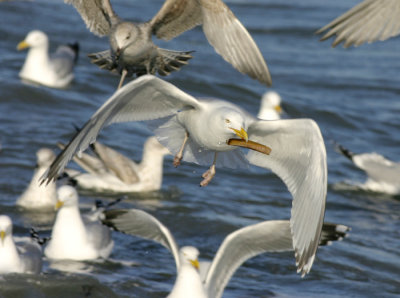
top-left (1, 0), bottom-right (400, 296)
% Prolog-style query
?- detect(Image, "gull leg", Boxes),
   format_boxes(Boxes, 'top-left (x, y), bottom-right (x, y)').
top-left (200, 152), bottom-right (218, 187)
top-left (173, 132), bottom-right (189, 167)
top-left (117, 69), bottom-right (128, 90)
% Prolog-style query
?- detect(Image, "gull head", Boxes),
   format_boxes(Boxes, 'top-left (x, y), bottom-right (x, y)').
top-left (258, 91), bottom-right (282, 120)
top-left (179, 246), bottom-right (200, 270)
top-left (114, 22), bottom-right (139, 53)
top-left (214, 109), bottom-right (248, 143)
top-left (17, 30), bottom-right (48, 51)
top-left (36, 148), bottom-right (56, 168)
top-left (55, 185), bottom-right (79, 211)
top-left (0, 215), bottom-right (13, 246)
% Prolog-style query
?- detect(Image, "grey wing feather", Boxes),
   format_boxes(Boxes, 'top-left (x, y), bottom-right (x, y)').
top-left (205, 220), bottom-right (294, 298)
top-left (50, 46), bottom-right (77, 78)
top-left (317, 0), bottom-right (400, 47)
top-left (102, 208), bottom-right (181, 270)
top-left (353, 153), bottom-right (400, 184)
top-left (41, 75), bottom-right (200, 183)
top-left (245, 119), bottom-right (327, 276)
top-left (65, 0), bottom-right (120, 36)
top-left (150, 0), bottom-right (203, 40)
top-left (92, 142), bottom-right (140, 184)
top-left (16, 239), bottom-right (43, 274)
top-left (200, 0), bottom-right (272, 86)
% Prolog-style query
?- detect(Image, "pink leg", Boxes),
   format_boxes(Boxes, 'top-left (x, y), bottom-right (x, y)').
top-left (117, 69), bottom-right (128, 90)
top-left (173, 132), bottom-right (189, 167)
top-left (200, 152), bottom-right (218, 187)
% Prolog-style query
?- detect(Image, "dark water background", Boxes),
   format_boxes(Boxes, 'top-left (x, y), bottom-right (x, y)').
top-left (0, 0), bottom-right (399, 297)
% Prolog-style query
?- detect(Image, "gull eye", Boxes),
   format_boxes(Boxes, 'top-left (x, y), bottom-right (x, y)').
top-left (225, 119), bottom-right (231, 124)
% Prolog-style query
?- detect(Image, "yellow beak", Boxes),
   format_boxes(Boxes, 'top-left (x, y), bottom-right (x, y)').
top-left (0, 230), bottom-right (5, 244)
top-left (229, 127), bottom-right (248, 142)
top-left (55, 200), bottom-right (64, 211)
top-left (274, 105), bottom-right (282, 113)
top-left (17, 40), bottom-right (30, 51)
top-left (190, 259), bottom-right (200, 270)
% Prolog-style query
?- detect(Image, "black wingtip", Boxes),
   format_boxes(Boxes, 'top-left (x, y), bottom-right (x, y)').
top-left (332, 140), bottom-right (354, 161)
top-left (101, 209), bottom-right (129, 231)
top-left (68, 42), bottom-right (79, 62)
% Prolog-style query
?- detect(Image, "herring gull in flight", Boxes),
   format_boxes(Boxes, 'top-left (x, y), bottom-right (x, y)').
top-left (64, 0), bottom-right (271, 89)
top-left (103, 208), bottom-right (350, 297)
top-left (41, 75), bottom-right (327, 276)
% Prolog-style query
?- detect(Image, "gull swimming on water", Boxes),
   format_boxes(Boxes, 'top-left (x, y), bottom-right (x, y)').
top-left (41, 75), bottom-right (327, 276)
top-left (0, 215), bottom-right (43, 274)
top-left (316, 0), bottom-right (400, 48)
top-left (16, 148), bottom-right (57, 209)
top-left (44, 185), bottom-right (114, 261)
top-left (103, 208), bottom-right (350, 297)
top-left (17, 30), bottom-right (79, 88)
top-left (335, 142), bottom-right (400, 195)
top-left (64, 0), bottom-right (271, 89)
top-left (61, 137), bottom-right (170, 193)
top-left (257, 91), bottom-right (283, 121)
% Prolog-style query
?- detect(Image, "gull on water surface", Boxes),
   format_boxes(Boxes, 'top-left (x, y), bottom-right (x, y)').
top-left (44, 185), bottom-right (114, 261)
top-left (317, 0), bottom-right (400, 48)
top-left (17, 30), bottom-right (78, 88)
top-left (103, 208), bottom-right (350, 298)
top-left (64, 0), bottom-right (271, 89)
top-left (0, 215), bottom-right (43, 274)
top-left (335, 142), bottom-right (400, 194)
top-left (61, 137), bottom-right (170, 193)
top-left (16, 148), bottom-right (57, 209)
top-left (257, 91), bottom-right (283, 121)
top-left (41, 75), bottom-right (327, 276)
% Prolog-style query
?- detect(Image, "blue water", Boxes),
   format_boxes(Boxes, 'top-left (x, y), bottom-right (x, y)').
top-left (0, 0), bottom-right (399, 297)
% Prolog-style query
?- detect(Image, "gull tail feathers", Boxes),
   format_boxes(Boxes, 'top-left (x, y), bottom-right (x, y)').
top-left (88, 50), bottom-right (118, 73)
top-left (155, 48), bottom-right (194, 76)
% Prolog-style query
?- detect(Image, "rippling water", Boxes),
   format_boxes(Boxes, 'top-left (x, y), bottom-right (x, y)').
top-left (0, 0), bottom-right (399, 297)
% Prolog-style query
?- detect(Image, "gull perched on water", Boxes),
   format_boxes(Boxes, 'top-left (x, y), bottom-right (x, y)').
top-left (44, 185), bottom-right (114, 261)
top-left (335, 142), bottom-right (400, 195)
top-left (316, 0), bottom-right (400, 48)
top-left (17, 30), bottom-right (79, 88)
top-left (61, 137), bottom-right (170, 193)
top-left (103, 208), bottom-right (349, 297)
top-left (64, 0), bottom-right (271, 89)
top-left (257, 91), bottom-right (283, 121)
top-left (16, 148), bottom-right (57, 209)
top-left (41, 75), bottom-right (327, 276)
top-left (0, 215), bottom-right (43, 274)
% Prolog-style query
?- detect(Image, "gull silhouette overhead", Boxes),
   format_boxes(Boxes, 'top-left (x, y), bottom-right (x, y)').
top-left (316, 0), bottom-right (400, 48)
top-left (17, 30), bottom-right (79, 88)
top-left (65, 0), bottom-right (271, 89)
top-left (103, 208), bottom-right (350, 297)
top-left (41, 75), bottom-right (327, 276)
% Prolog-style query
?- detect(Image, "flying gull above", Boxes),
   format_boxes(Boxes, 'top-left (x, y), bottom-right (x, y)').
top-left (17, 30), bottom-right (79, 88)
top-left (64, 0), bottom-right (271, 89)
top-left (103, 208), bottom-right (350, 298)
top-left (41, 75), bottom-right (327, 276)
top-left (44, 185), bottom-right (114, 261)
top-left (60, 137), bottom-right (170, 193)
top-left (0, 215), bottom-right (43, 274)
top-left (335, 142), bottom-right (400, 195)
top-left (316, 0), bottom-right (400, 48)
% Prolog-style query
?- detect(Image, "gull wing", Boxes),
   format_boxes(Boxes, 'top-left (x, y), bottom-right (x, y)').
top-left (205, 220), bottom-right (348, 298)
top-left (42, 75), bottom-right (200, 184)
top-left (150, 0), bottom-right (203, 40)
top-left (151, 0), bottom-right (271, 86)
top-left (65, 0), bottom-right (120, 36)
top-left (92, 142), bottom-right (140, 184)
top-left (245, 119), bottom-right (327, 276)
top-left (102, 208), bottom-right (181, 270)
top-left (317, 0), bottom-right (400, 47)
